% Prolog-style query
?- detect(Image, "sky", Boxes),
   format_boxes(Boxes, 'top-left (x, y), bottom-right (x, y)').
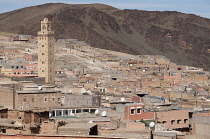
top-left (0, 0), bottom-right (210, 19)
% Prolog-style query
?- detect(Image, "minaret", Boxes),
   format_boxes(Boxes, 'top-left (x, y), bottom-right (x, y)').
top-left (38, 18), bottom-right (55, 84)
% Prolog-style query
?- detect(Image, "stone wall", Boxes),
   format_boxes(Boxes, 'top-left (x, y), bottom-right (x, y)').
top-left (192, 114), bottom-right (210, 138)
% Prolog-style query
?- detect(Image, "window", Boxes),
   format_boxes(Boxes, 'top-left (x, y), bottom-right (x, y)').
top-left (32, 98), bottom-right (34, 103)
top-left (44, 97), bottom-right (47, 102)
top-left (42, 45), bottom-right (44, 47)
top-left (64, 110), bottom-right (68, 116)
top-left (42, 53), bottom-right (45, 55)
top-left (171, 120), bottom-right (175, 125)
top-left (52, 97), bottom-right (55, 102)
top-left (42, 25), bottom-right (46, 30)
top-left (137, 107), bottom-right (142, 114)
top-left (177, 120), bottom-right (181, 124)
top-left (1, 129), bottom-right (6, 133)
top-left (76, 109), bottom-right (81, 113)
top-left (184, 119), bottom-right (188, 123)
top-left (23, 98), bottom-right (27, 102)
top-left (130, 107), bottom-right (135, 115)
top-left (42, 61), bottom-right (45, 64)
top-left (42, 70), bottom-right (45, 72)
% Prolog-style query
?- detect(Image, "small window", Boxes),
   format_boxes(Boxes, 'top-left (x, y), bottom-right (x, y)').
top-left (42, 70), bottom-right (45, 72)
top-left (1, 129), bottom-right (6, 133)
top-left (52, 97), bottom-right (55, 102)
top-left (44, 97), bottom-right (47, 102)
top-left (76, 109), bottom-right (81, 113)
top-left (171, 120), bottom-right (175, 125)
top-left (137, 107), bottom-right (142, 114)
top-left (42, 53), bottom-right (45, 55)
top-left (130, 108), bottom-right (135, 115)
top-left (42, 61), bottom-right (45, 64)
top-left (184, 119), bottom-right (188, 123)
top-left (32, 98), bottom-right (34, 103)
top-left (42, 45), bottom-right (44, 47)
top-left (162, 121), bottom-right (166, 124)
top-left (177, 120), bottom-right (181, 124)
top-left (23, 98), bottom-right (27, 102)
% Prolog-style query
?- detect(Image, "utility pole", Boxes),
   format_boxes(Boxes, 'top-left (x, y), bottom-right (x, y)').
top-left (12, 83), bottom-right (15, 109)
top-left (93, 53), bottom-right (95, 62)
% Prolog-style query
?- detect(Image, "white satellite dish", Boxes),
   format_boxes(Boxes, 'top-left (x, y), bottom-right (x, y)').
top-left (88, 120), bottom-right (93, 123)
top-left (105, 97), bottom-right (109, 101)
top-left (49, 112), bottom-right (52, 117)
top-left (101, 111), bottom-right (107, 117)
top-left (149, 122), bottom-right (155, 127)
top-left (94, 109), bottom-right (99, 115)
top-left (87, 90), bottom-right (92, 94)
top-left (38, 86), bottom-right (42, 90)
top-left (121, 97), bottom-right (125, 102)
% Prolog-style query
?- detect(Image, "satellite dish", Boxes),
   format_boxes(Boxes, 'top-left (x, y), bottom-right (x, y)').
top-left (105, 97), bottom-right (109, 101)
top-left (101, 111), bottom-right (107, 117)
top-left (87, 90), bottom-right (92, 94)
top-left (94, 109), bottom-right (99, 115)
top-left (88, 120), bottom-right (93, 123)
top-left (121, 97), bottom-right (125, 102)
top-left (38, 86), bottom-right (42, 90)
top-left (49, 112), bottom-right (52, 117)
top-left (149, 122), bottom-right (155, 127)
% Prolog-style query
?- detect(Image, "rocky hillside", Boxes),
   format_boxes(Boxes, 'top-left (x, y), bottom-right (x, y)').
top-left (0, 3), bottom-right (210, 70)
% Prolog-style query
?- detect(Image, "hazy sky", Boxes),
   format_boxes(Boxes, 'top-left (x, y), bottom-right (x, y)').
top-left (0, 0), bottom-right (210, 19)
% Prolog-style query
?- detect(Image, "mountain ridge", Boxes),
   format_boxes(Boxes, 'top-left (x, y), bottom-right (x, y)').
top-left (1, 3), bottom-right (210, 70)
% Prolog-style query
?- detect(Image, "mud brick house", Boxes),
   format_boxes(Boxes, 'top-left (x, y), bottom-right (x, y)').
top-left (0, 85), bottom-right (61, 110)
top-left (155, 110), bottom-right (189, 132)
top-left (116, 103), bottom-right (155, 121)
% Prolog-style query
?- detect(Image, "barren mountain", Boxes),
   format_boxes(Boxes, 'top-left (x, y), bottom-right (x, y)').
top-left (1, 3), bottom-right (210, 70)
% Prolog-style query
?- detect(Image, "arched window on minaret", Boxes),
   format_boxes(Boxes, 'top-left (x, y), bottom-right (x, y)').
top-left (42, 25), bottom-right (46, 30)
top-left (47, 25), bottom-right (50, 31)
